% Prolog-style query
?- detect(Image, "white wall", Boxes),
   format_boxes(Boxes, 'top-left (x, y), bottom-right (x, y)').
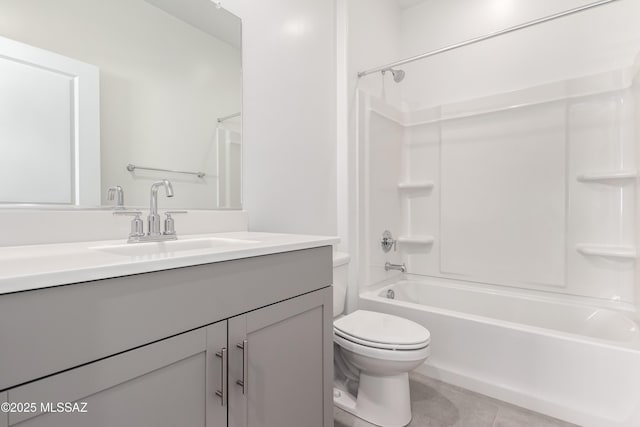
top-left (223, 0), bottom-right (337, 236)
top-left (399, 0), bottom-right (640, 108)
top-left (634, 70), bottom-right (640, 313)
top-left (345, 0), bottom-right (401, 100)
top-left (337, 0), bottom-right (402, 311)
top-left (0, 209), bottom-right (248, 247)
top-left (0, 0), bottom-right (241, 209)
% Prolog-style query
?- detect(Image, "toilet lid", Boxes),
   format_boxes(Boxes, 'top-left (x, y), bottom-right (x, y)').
top-left (334, 310), bottom-right (430, 350)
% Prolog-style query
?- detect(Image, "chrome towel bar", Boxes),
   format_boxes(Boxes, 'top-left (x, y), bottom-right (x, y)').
top-left (217, 112), bottom-right (241, 123)
top-left (126, 163), bottom-right (205, 178)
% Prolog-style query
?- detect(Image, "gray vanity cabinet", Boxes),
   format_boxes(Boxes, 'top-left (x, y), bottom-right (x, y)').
top-left (0, 246), bottom-right (333, 427)
top-left (4, 321), bottom-right (228, 427)
top-left (228, 289), bottom-right (333, 427)
top-left (0, 392), bottom-right (7, 427)
top-left (1, 287), bottom-right (333, 427)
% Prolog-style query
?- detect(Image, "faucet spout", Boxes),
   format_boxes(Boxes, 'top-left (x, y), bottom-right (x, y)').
top-left (150, 179), bottom-right (173, 202)
top-left (385, 262), bottom-right (406, 273)
top-left (107, 185), bottom-right (125, 209)
top-left (148, 179), bottom-right (174, 236)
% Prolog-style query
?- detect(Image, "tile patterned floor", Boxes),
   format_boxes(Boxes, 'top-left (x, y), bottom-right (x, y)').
top-left (334, 373), bottom-right (579, 427)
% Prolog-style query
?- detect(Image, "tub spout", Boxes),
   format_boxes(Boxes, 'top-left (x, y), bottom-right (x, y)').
top-left (385, 262), bottom-right (406, 273)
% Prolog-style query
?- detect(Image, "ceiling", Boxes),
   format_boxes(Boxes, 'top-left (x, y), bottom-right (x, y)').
top-left (145, 0), bottom-right (241, 49)
top-left (395, 0), bottom-right (429, 9)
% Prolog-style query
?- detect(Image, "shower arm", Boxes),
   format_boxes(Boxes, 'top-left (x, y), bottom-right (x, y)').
top-left (357, 0), bottom-right (622, 78)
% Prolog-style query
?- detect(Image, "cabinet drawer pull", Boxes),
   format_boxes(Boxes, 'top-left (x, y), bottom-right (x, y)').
top-left (236, 340), bottom-right (248, 394)
top-left (215, 348), bottom-right (227, 406)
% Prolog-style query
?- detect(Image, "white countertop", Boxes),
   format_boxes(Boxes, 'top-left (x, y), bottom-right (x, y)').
top-left (0, 232), bottom-right (339, 295)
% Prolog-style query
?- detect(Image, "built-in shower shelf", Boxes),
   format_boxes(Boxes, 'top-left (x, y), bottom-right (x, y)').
top-left (398, 236), bottom-right (435, 245)
top-left (576, 170), bottom-right (637, 183)
top-left (397, 181), bottom-right (434, 191)
top-left (576, 244), bottom-right (637, 260)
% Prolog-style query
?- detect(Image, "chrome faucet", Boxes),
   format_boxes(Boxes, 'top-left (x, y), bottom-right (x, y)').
top-left (107, 186), bottom-right (125, 209)
top-left (114, 179), bottom-right (186, 243)
top-left (148, 179), bottom-right (174, 236)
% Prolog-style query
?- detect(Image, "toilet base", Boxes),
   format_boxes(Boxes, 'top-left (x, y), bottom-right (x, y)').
top-left (334, 371), bottom-right (412, 427)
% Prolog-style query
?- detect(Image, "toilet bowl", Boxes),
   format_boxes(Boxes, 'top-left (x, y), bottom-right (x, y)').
top-left (332, 252), bottom-right (431, 427)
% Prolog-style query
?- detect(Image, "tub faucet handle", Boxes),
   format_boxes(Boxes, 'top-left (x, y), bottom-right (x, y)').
top-left (381, 230), bottom-right (396, 253)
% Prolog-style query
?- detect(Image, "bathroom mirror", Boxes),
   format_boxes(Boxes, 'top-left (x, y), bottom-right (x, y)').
top-left (0, 0), bottom-right (242, 210)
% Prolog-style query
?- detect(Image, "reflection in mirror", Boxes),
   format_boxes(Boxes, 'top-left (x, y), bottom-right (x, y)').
top-left (0, 0), bottom-right (242, 209)
top-left (216, 112), bottom-right (242, 208)
top-left (0, 36), bottom-right (100, 205)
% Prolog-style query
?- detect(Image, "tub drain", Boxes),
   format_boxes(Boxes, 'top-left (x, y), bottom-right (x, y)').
top-left (386, 289), bottom-right (395, 299)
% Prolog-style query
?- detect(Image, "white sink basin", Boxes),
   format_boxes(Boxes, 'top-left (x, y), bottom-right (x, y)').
top-left (91, 237), bottom-right (260, 257)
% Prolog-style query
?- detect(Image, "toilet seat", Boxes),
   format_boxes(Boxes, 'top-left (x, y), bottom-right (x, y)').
top-left (333, 310), bottom-right (430, 351)
top-left (334, 333), bottom-right (431, 362)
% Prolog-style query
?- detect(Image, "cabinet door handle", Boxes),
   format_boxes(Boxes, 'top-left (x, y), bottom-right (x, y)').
top-left (236, 340), bottom-right (248, 394)
top-left (215, 348), bottom-right (227, 406)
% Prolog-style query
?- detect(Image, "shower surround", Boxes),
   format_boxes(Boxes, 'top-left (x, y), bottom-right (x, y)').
top-left (356, 62), bottom-right (640, 426)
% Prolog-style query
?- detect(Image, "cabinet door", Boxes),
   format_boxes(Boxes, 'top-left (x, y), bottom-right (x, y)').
top-left (1, 392), bottom-right (7, 427)
top-left (206, 320), bottom-right (229, 427)
top-left (6, 322), bottom-right (227, 427)
top-left (228, 287), bottom-right (333, 427)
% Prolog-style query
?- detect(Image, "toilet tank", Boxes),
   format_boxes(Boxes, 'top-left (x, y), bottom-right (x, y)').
top-left (333, 252), bottom-right (351, 317)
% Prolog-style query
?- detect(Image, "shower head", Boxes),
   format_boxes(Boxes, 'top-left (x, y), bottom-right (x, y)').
top-left (391, 69), bottom-right (405, 82)
top-left (382, 68), bottom-right (405, 83)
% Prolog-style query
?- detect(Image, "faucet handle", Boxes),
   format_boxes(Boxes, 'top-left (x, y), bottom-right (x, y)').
top-left (380, 230), bottom-right (396, 253)
top-left (163, 211), bottom-right (187, 236)
top-left (113, 211), bottom-right (144, 239)
top-left (113, 210), bottom-right (142, 216)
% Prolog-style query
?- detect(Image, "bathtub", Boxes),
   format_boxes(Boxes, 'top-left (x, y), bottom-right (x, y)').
top-left (359, 278), bottom-right (640, 427)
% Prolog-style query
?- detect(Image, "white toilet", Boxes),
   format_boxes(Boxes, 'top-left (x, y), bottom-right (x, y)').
top-left (333, 252), bottom-right (431, 427)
